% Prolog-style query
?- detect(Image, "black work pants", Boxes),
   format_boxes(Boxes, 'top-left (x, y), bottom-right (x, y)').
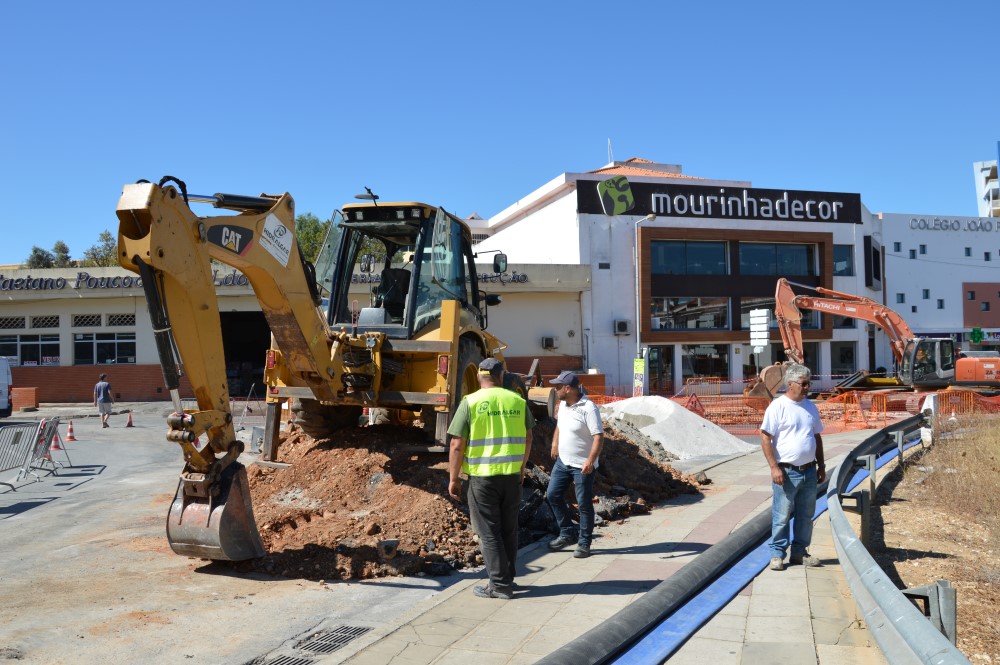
top-left (467, 473), bottom-right (521, 591)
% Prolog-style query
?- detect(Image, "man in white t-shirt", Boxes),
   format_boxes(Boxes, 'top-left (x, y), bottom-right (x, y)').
top-left (546, 371), bottom-right (604, 559)
top-left (760, 363), bottom-right (825, 571)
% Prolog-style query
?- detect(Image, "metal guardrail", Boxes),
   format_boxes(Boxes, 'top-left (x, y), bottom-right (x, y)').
top-left (827, 414), bottom-right (971, 665)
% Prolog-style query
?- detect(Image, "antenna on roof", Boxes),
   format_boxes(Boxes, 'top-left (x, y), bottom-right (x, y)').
top-left (607, 138), bottom-right (614, 164)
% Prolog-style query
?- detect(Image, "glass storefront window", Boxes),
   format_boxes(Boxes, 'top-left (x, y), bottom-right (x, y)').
top-left (0, 334), bottom-right (60, 366)
top-left (652, 297), bottom-right (730, 330)
top-left (681, 344), bottom-right (730, 382)
top-left (830, 341), bottom-right (857, 377)
top-left (651, 241), bottom-right (728, 275)
top-left (738, 244), bottom-right (776, 275)
top-left (738, 243), bottom-right (816, 276)
top-left (647, 346), bottom-right (674, 396)
top-left (833, 245), bottom-right (855, 276)
top-left (74, 332), bottom-right (136, 365)
top-left (738, 298), bottom-right (818, 329)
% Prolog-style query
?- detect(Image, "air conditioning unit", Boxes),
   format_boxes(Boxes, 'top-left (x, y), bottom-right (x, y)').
top-left (613, 319), bottom-right (631, 335)
top-left (541, 336), bottom-right (559, 350)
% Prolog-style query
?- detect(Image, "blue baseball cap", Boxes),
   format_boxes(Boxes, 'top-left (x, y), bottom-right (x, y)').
top-left (549, 370), bottom-right (579, 388)
top-left (478, 358), bottom-right (503, 377)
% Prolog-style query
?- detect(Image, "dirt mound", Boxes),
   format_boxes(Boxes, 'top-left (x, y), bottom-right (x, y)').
top-left (245, 419), bottom-right (700, 581)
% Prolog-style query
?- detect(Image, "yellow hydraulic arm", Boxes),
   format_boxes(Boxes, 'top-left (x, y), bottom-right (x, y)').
top-left (115, 177), bottom-right (334, 560)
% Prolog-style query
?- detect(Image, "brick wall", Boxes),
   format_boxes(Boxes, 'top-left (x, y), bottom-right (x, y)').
top-left (12, 387), bottom-right (38, 410)
top-left (504, 355), bottom-right (605, 393)
top-left (504, 355), bottom-right (584, 376)
top-left (11, 365), bottom-right (194, 403)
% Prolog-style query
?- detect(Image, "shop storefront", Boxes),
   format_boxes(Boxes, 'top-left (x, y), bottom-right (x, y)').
top-left (0, 263), bottom-right (590, 403)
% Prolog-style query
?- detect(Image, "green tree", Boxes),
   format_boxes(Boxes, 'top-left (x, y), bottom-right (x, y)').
top-left (25, 246), bottom-right (55, 268)
top-left (80, 230), bottom-right (118, 267)
top-left (52, 240), bottom-right (73, 267)
top-left (295, 213), bottom-right (329, 263)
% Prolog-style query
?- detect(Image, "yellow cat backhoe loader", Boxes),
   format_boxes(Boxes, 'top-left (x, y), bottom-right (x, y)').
top-left (116, 177), bottom-right (535, 561)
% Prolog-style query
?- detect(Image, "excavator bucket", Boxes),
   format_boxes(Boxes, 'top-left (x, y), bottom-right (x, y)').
top-left (166, 462), bottom-right (266, 561)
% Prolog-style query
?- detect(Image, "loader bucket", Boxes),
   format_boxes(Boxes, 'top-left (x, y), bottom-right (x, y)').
top-left (166, 462), bottom-right (266, 561)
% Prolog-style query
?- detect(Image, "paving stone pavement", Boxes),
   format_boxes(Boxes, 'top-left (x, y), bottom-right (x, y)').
top-left (328, 430), bottom-right (888, 665)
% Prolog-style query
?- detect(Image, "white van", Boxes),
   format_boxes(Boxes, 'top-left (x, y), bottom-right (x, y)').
top-left (0, 358), bottom-right (11, 418)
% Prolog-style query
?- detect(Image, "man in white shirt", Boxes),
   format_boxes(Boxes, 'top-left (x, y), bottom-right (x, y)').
top-left (760, 364), bottom-right (825, 571)
top-left (546, 371), bottom-right (604, 559)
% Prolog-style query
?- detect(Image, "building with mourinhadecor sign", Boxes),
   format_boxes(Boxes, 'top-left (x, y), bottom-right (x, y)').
top-left (471, 158), bottom-right (882, 394)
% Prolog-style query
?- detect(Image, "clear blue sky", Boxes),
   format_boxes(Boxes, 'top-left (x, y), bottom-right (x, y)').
top-left (3, 1), bottom-right (999, 265)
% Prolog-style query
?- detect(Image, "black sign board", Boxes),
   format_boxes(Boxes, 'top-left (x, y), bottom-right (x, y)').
top-left (578, 180), bottom-right (862, 225)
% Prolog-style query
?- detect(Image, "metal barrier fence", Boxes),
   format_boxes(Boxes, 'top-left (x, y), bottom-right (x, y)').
top-left (827, 415), bottom-right (970, 664)
top-left (25, 418), bottom-right (69, 480)
top-left (0, 420), bottom-right (49, 491)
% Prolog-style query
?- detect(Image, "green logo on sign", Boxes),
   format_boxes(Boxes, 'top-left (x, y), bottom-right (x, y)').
top-left (971, 327), bottom-right (984, 343)
top-left (598, 176), bottom-right (635, 216)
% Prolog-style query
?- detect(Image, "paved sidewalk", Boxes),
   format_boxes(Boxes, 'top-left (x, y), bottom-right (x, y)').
top-left (333, 430), bottom-right (887, 665)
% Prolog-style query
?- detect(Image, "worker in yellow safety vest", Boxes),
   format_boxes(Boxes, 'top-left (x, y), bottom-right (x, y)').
top-left (448, 357), bottom-right (535, 600)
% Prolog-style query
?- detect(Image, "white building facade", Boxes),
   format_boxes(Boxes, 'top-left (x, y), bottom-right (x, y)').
top-left (475, 159), bottom-right (882, 394)
top-left (880, 212), bottom-right (1000, 353)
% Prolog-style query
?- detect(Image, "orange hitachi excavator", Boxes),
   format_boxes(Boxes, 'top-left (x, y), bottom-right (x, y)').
top-left (746, 278), bottom-right (979, 399)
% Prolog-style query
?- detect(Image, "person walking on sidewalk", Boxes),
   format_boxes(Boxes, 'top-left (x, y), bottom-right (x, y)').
top-left (546, 370), bottom-right (604, 559)
top-left (94, 373), bottom-right (114, 428)
top-left (760, 363), bottom-right (825, 571)
top-left (448, 358), bottom-right (535, 600)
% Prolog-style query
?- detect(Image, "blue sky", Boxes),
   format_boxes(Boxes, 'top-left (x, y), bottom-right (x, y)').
top-left (3, 1), bottom-right (999, 265)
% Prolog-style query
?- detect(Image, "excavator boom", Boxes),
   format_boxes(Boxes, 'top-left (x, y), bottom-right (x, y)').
top-left (116, 180), bottom-right (326, 559)
top-left (774, 278), bottom-right (914, 365)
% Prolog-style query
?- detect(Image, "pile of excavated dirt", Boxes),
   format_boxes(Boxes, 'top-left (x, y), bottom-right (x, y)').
top-left (245, 418), bottom-right (700, 581)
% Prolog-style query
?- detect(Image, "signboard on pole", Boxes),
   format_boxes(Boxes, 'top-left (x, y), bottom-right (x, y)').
top-left (749, 308), bottom-right (771, 354)
top-left (632, 357), bottom-right (646, 397)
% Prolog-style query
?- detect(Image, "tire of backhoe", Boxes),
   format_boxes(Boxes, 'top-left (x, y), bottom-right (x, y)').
top-left (421, 338), bottom-right (484, 441)
top-left (290, 398), bottom-right (362, 440)
top-left (454, 338), bottom-right (485, 409)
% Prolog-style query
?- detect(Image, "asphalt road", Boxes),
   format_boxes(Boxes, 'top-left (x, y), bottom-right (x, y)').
top-left (0, 408), bottom-right (465, 665)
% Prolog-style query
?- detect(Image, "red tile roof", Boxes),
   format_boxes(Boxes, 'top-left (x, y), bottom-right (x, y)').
top-left (587, 157), bottom-right (706, 180)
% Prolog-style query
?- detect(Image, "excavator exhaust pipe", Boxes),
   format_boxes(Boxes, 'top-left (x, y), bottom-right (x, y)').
top-left (166, 462), bottom-right (266, 561)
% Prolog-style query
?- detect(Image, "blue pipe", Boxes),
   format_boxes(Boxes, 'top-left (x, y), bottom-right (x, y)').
top-left (615, 436), bottom-right (922, 664)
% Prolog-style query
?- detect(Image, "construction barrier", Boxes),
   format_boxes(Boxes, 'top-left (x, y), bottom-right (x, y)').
top-left (0, 422), bottom-right (42, 490)
top-left (24, 418), bottom-right (69, 479)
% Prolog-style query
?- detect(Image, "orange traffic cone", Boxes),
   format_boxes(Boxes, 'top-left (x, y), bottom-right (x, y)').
top-left (65, 420), bottom-right (77, 441)
top-left (125, 411), bottom-right (134, 428)
top-left (948, 409), bottom-right (958, 424)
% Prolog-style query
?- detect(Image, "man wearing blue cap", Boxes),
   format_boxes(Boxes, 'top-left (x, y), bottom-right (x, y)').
top-left (546, 370), bottom-right (604, 558)
top-left (448, 357), bottom-right (535, 599)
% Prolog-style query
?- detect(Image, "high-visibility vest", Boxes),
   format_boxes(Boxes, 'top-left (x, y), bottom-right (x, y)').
top-left (463, 386), bottom-right (528, 477)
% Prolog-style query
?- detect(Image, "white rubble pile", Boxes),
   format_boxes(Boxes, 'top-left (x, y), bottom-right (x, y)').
top-left (601, 395), bottom-right (757, 460)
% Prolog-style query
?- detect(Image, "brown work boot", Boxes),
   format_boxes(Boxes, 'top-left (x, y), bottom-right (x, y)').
top-left (789, 552), bottom-right (820, 567)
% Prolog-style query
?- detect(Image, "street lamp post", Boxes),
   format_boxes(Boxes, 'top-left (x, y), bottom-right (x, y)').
top-left (634, 213), bottom-right (656, 359)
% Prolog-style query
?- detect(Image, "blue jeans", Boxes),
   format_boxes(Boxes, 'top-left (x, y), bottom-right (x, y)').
top-left (770, 465), bottom-right (817, 559)
top-left (546, 458), bottom-right (596, 547)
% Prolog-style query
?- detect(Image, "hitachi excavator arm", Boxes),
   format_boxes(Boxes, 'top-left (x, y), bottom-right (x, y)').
top-left (774, 278), bottom-right (914, 364)
top-left (747, 278), bottom-right (915, 401)
top-left (115, 178), bottom-right (336, 560)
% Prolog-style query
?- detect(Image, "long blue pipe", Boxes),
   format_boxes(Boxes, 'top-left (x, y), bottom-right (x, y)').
top-left (615, 437), bottom-right (921, 664)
